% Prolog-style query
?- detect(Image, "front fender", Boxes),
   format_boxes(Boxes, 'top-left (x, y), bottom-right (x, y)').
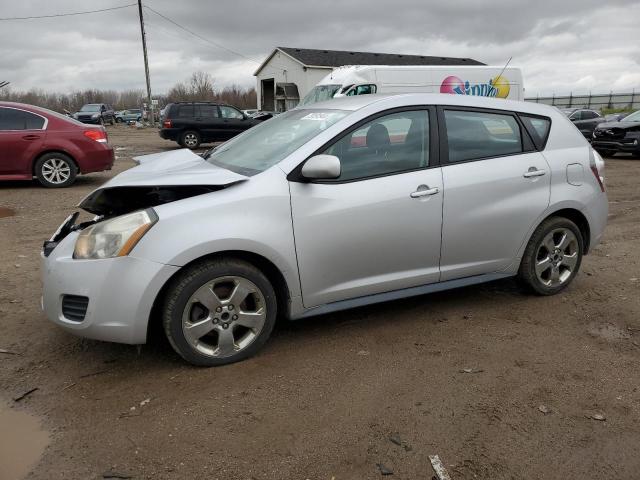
top-left (128, 168), bottom-right (301, 299)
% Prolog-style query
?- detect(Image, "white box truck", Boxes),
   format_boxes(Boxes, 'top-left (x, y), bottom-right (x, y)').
top-left (300, 65), bottom-right (524, 106)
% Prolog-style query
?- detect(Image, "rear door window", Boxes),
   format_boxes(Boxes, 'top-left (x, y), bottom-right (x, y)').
top-left (0, 107), bottom-right (45, 130)
top-left (177, 105), bottom-right (195, 118)
top-left (443, 109), bottom-right (522, 163)
top-left (519, 114), bottom-right (551, 150)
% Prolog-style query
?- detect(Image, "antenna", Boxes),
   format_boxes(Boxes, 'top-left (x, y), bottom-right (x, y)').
top-left (496, 56), bottom-right (512, 81)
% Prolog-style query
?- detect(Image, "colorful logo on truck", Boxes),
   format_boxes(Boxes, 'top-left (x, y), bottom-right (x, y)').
top-left (440, 75), bottom-right (510, 98)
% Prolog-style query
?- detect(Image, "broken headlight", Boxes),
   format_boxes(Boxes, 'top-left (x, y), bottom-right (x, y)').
top-left (73, 209), bottom-right (158, 259)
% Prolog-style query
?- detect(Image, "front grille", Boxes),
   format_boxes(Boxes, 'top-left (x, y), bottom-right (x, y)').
top-left (61, 295), bottom-right (89, 322)
top-left (594, 128), bottom-right (626, 140)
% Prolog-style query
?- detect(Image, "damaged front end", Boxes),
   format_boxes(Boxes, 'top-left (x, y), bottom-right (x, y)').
top-left (42, 149), bottom-right (248, 257)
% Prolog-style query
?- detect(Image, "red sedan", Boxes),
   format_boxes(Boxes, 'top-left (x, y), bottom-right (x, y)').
top-left (0, 102), bottom-right (114, 187)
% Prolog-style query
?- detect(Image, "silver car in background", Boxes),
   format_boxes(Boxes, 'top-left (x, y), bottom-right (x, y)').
top-left (41, 93), bottom-right (608, 366)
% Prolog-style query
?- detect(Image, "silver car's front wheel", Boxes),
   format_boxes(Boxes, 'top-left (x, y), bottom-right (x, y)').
top-left (182, 276), bottom-right (267, 358)
top-left (163, 258), bottom-right (277, 366)
top-left (519, 217), bottom-right (584, 295)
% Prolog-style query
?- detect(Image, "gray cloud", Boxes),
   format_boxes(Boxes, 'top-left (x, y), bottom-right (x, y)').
top-left (1, 0), bottom-right (638, 96)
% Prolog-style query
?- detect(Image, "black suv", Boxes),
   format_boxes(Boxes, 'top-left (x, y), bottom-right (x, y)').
top-left (159, 102), bottom-right (261, 148)
top-left (73, 103), bottom-right (116, 125)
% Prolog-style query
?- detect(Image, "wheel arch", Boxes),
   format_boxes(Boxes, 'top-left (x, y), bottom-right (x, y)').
top-left (146, 250), bottom-right (292, 342)
top-left (181, 129), bottom-right (202, 137)
top-left (32, 150), bottom-right (79, 176)
top-left (537, 207), bottom-right (591, 253)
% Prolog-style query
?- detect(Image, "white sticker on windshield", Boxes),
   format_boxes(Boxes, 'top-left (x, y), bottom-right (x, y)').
top-left (301, 112), bottom-right (338, 121)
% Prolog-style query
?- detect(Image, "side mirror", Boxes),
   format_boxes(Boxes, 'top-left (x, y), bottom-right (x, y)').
top-left (301, 155), bottom-right (341, 180)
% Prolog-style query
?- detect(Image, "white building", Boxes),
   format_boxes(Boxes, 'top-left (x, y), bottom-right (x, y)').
top-left (254, 47), bottom-right (483, 112)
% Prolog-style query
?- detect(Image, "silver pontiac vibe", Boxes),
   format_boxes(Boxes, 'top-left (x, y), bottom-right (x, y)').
top-left (41, 93), bottom-right (608, 366)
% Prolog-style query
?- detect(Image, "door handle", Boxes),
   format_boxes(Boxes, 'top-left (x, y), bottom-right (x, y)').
top-left (523, 168), bottom-right (546, 178)
top-left (410, 185), bottom-right (439, 198)
top-left (22, 134), bottom-right (40, 140)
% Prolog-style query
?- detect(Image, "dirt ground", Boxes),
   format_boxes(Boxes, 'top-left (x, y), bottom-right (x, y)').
top-left (1, 125), bottom-right (639, 480)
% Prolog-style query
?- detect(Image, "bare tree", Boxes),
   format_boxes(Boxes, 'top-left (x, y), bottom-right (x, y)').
top-left (0, 71), bottom-right (257, 112)
top-left (190, 71), bottom-right (215, 99)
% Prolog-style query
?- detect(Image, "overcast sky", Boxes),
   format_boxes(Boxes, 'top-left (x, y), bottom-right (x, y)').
top-left (1, 0), bottom-right (639, 97)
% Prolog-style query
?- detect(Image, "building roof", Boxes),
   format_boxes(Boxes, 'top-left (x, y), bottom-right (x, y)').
top-left (254, 47), bottom-right (484, 75)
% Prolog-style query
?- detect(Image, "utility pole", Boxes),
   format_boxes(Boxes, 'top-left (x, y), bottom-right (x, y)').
top-left (137, 0), bottom-right (154, 124)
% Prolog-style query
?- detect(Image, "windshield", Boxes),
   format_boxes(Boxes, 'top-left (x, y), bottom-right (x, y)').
top-left (299, 85), bottom-right (342, 106)
top-left (80, 104), bottom-right (101, 112)
top-left (205, 108), bottom-right (349, 175)
top-left (623, 110), bottom-right (640, 122)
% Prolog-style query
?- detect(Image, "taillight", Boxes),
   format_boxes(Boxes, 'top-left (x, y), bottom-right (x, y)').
top-left (163, 119), bottom-right (172, 128)
top-left (83, 129), bottom-right (107, 143)
top-left (589, 148), bottom-right (605, 192)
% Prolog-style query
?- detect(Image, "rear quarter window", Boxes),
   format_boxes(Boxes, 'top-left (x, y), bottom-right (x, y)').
top-left (519, 115), bottom-right (551, 150)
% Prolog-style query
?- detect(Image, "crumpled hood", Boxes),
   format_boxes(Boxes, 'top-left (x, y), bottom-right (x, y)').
top-left (105, 148), bottom-right (248, 187)
top-left (78, 149), bottom-right (248, 216)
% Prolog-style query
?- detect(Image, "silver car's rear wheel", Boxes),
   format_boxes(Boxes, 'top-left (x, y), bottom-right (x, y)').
top-left (163, 258), bottom-right (277, 366)
top-left (519, 217), bottom-right (583, 295)
top-left (182, 276), bottom-right (267, 358)
top-left (534, 228), bottom-right (579, 287)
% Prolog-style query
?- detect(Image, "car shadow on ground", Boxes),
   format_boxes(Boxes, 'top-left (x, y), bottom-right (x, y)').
top-left (58, 276), bottom-right (525, 372)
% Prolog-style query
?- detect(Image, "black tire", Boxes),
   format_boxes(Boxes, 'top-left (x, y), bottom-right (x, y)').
top-left (518, 216), bottom-right (584, 295)
top-left (34, 153), bottom-right (78, 188)
top-left (115, 117), bottom-right (123, 124)
top-left (98, 116), bottom-right (104, 126)
top-left (162, 258), bottom-right (278, 366)
top-left (180, 130), bottom-right (201, 149)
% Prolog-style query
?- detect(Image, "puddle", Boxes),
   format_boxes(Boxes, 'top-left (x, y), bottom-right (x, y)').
top-left (0, 207), bottom-right (15, 219)
top-left (0, 403), bottom-right (49, 479)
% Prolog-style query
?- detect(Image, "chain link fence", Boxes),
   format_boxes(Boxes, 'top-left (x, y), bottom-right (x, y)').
top-left (526, 90), bottom-right (639, 111)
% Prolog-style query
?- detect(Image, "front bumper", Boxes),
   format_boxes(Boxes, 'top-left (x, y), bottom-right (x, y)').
top-left (41, 231), bottom-right (179, 344)
top-left (592, 139), bottom-right (640, 154)
top-left (76, 117), bottom-right (101, 124)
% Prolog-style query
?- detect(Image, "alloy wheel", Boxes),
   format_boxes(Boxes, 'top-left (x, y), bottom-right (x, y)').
top-left (181, 276), bottom-right (267, 358)
top-left (534, 228), bottom-right (579, 287)
top-left (41, 158), bottom-right (72, 185)
top-left (183, 133), bottom-right (198, 148)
